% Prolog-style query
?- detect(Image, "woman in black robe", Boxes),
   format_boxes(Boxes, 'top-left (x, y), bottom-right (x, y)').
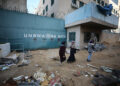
top-left (59, 41), bottom-right (66, 63)
top-left (67, 42), bottom-right (76, 63)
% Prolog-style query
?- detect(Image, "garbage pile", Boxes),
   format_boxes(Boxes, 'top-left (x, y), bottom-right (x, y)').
top-left (91, 65), bottom-right (120, 86)
top-left (2, 69), bottom-right (62, 86)
top-left (0, 54), bottom-right (19, 71)
top-left (84, 43), bottom-right (106, 51)
top-left (74, 64), bottom-right (120, 86)
top-left (17, 51), bottom-right (32, 67)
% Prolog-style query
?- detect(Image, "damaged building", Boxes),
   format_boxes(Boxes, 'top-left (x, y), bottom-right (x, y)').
top-left (65, 2), bottom-right (118, 49)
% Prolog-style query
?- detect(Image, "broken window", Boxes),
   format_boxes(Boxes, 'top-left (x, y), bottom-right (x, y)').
top-left (43, 10), bottom-right (45, 15)
top-left (72, 0), bottom-right (77, 4)
top-left (46, 5), bottom-right (48, 12)
top-left (51, 13), bottom-right (54, 17)
top-left (79, 1), bottom-right (84, 7)
top-left (84, 32), bottom-right (99, 43)
top-left (69, 32), bottom-right (76, 42)
top-left (51, 0), bottom-right (54, 6)
top-left (43, 0), bottom-right (45, 4)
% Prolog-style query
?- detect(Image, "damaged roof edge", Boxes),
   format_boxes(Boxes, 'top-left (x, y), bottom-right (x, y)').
top-left (65, 17), bottom-right (118, 29)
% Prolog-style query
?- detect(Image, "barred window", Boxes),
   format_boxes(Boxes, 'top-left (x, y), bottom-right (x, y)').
top-left (69, 32), bottom-right (76, 41)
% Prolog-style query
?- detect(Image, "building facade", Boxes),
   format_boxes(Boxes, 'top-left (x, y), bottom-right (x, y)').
top-left (65, 2), bottom-right (119, 49)
top-left (0, 0), bottom-right (27, 13)
top-left (36, 0), bottom-right (119, 19)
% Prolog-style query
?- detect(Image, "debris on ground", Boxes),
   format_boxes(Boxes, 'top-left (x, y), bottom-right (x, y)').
top-left (3, 69), bottom-right (63, 86)
top-left (94, 43), bottom-right (106, 51)
top-left (0, 54), bottom-right (20, 71)
top-left (84, 43), bottom-right (106, 51)
top-left (76, 64), bottom-right (85, 68)
top-left (1, 78), bottom-right (17, 86)
top-left (18, 59), bottom-right (30, 67)
top-left (24, 51), bottom-right (32, 59)
top-left (13, 75), bottom-right (24, 81)
top-left (100, 66), bottom-right (113, 73)
top-left (52, 57), bottom-right (60, 61)
top-left (92, 73), bottom-right (118, 86)
top-left (87, 64), bottom-right (99, 69)
top-left (0, 66), bottom-right (9, 71)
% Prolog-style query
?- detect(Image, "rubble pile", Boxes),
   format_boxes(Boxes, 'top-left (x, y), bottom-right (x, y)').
top-left (2, 69), bottom-right (62, 86)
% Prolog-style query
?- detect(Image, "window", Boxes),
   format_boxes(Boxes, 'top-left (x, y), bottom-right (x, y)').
top-left (43, 10), bottom-right (45, 15)
top-left (97, 0), bottom-right (100, 4)
top-left (79, 1), bottom-right (84, 7)
top-left (115, 11), bottom-right (117, 15)
top-left (46, 5), bottom-right (48, 12)
top-left (72, 0), bottom-right (76, 4)
top-left (101, 1), bottom-right (104, 6)
top-left (84, 32), bottom-right (99, 43)
top-left (69, 32), bottom-right (76, 41)
top-left (43, 0), bottom-right (45, 4)
top-left (51, 13), bottom-right (54, 17)
top-left (51, 0), bottom-right (54, 6)
top-left (114, 9), bottom-right (115, 13)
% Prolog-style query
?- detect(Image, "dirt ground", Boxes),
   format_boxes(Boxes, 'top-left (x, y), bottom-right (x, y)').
top-left (0, 42), bottom-right (120, 86)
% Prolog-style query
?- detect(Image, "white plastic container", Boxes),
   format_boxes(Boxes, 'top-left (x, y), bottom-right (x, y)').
top-left (0, 43), bottom-right (10, 58)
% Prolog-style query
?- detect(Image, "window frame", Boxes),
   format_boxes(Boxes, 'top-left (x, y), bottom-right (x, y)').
top-left (51, 13), bottom-right (54, 17)
top-left (43, 10), bottom-right (45, 15)
top-left (43, 0), bottom-right (45, 4)
top-left (51, 0), bottom-right (54, 6)
top-left (79, 1), bottom-right (84, 7)
top-left (69, 32), bottom-right (76, 42)
top-left (72, 0), bottom-right (77, 4)
top-left (46, 5), bottom-right (48, 12)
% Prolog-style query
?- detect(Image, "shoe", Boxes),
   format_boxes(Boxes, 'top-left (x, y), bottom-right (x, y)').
top-left (87, 59), bottom-right (91, 62)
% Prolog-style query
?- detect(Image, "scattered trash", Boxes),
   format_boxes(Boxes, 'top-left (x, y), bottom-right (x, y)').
top-left (112, 69), bottom-right (120, 79)
top-left (87, 64), bottom-right (99, 69)
top-left (2, 78), bottom-right (17, 86)
top-left (50, 73), bottom-right (55, 78)
top-left (24, 51), bottom-right (32, 59)
top-left (92, 73), bottom-right (118, 86)
top-left (84, 43), bottom-right (106, 51)
top-left (100, 66), bottom-right (113, 73)
top-left (18, 82), bottom-right (40, 86)
top-left (76, 64), bottom-right (84, 68)
top-left (18, 59), bottom-right (30, 67)
top-left (0, 58), bottom-right (16, 65)
top-left (35, 64), bottom-right (41, 67)
top-left (52, 57), bottom-right (59, 61)
top-left (84, 72), bottom-right (94, 77)
top-left (0, 66), bottom-right (9, 71)
top-left (94, 43), bottom-right (106, 51)
top-left (34, 69), bottom-right (47, 82)
top-left (91, 69), bottom-right (98, 72)
top-left (73, 71), bottom-right (82, 77)
top-left (13, 75), bottom-right (24, 81)
top-left (73, 71), bottom-right (93, 78)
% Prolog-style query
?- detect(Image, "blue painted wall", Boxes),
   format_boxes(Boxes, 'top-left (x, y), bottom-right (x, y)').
top-left (65, 2), bottom-right (118, 26)
top-left (0, 9), bottom-right (66, 50)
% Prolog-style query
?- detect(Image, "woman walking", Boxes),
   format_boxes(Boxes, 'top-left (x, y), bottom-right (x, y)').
top-left (59, 41), bottom-right (66, 64)
top-left (67, 41), bottom-right (76, 63)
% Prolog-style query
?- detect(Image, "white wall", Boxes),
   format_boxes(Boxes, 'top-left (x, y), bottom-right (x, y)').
top-left (67, 25), bottom-right (80, 49)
